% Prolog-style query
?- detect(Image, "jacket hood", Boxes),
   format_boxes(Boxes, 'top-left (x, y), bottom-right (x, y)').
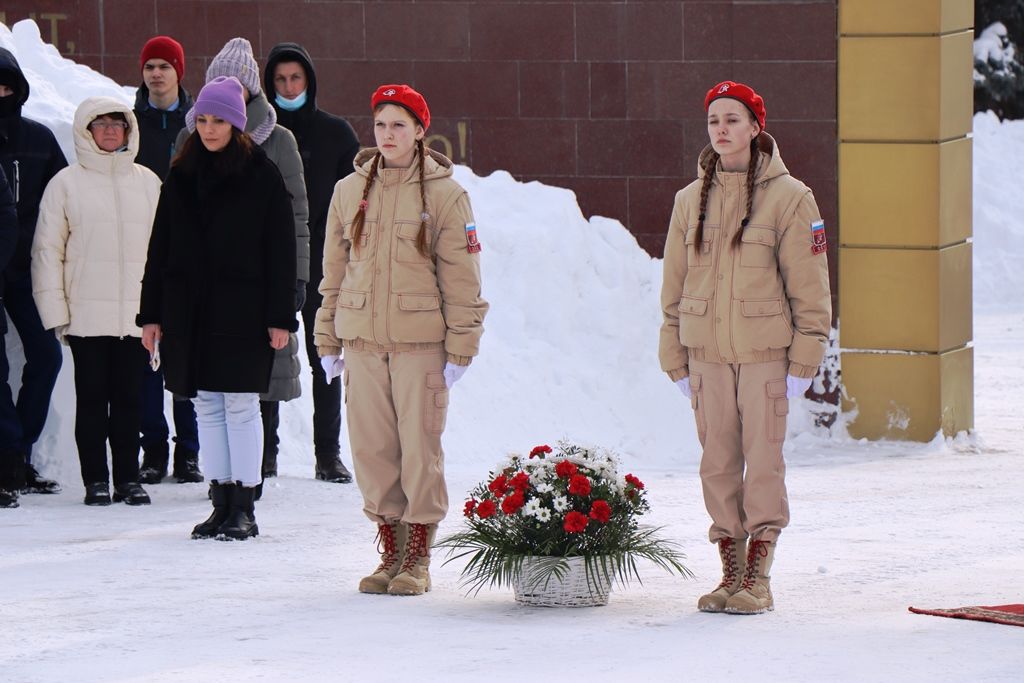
top-left (697, 132), bottom-right (789, 186)
top-left (0, 47), bottom-right (30, 110)
top-left (354, 146), bottom-right (454, 183)
top-left (263, 43), bottom-right (317, 112)
top-left (73, 96), bottom-right (140, 173)
top-left (133, 83), bottom-right (194, 114)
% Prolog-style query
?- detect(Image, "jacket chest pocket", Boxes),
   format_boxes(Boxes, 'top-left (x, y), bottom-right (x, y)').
top-left (685, 227), bottom-right (715, 268)
top-left (739, 226), bottom-right (778, 268)
top-left (341, 221), bottom-right (372, 262)
top-left (394, 221), bottom-right (430, 264)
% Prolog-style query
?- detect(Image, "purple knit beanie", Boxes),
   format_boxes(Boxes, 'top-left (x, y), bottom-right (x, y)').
top-left (193, 76), bottom-right (247, 131)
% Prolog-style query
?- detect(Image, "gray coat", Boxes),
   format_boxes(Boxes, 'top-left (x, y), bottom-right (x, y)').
top-left (176, 91), bottom-right (308, 401)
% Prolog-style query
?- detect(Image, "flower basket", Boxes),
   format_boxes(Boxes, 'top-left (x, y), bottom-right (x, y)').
top-left (513, 555), bottom-right (612, 607)
top-left (437, 441), bottom-right (692, 607)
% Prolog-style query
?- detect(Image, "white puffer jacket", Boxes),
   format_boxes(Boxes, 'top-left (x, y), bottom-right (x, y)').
top-left (32, 96), bottom-right (161, 340)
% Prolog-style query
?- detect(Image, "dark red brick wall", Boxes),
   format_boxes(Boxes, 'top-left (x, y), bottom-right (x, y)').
top-left (2, 0), bottom-right (837, 292)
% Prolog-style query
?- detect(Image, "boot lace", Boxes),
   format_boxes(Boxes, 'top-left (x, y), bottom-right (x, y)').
top-left (715, 538), bottom-right (740, 590)
top-left (739, 539), bottom-right (769, 591)
top-left (374, 523), bottom-right (400, 573)
top-left (399, 523), bottom-right (429, 573)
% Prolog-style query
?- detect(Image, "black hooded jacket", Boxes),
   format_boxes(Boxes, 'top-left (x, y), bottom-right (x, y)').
top-left (263, 43), bottom-right (360, 286)
top-left (133, 83), bottom-right (194, 180)
top-left (0, 47), bottom-right (68, 281)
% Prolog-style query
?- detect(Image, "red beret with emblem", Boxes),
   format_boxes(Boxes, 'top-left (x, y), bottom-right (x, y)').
top-left (371, 84), bottom-right (431, 131)
top-left (704, 80), bottom-right (766, 130)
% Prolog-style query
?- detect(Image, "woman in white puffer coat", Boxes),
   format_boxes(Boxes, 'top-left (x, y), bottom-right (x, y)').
top-left (31, 96), bottom-right (161, 507)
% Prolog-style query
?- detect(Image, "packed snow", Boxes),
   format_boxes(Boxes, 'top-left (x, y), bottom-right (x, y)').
top-left (1, 19), bottom-right (1021, 683)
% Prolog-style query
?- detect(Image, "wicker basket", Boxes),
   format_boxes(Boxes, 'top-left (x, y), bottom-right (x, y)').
top-left (513, 556), bottom-right (613, 607)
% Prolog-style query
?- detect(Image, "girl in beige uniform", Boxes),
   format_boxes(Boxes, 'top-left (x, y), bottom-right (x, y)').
top-left (315, 84), bottom-right (487, 596)
top-left (659, 81), bottom-right (831, 615)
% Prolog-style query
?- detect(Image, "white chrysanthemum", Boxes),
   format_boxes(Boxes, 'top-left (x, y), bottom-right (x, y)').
top-left (536, 508), bottom-right (552, 523)
top-left (523, 498), bottom-right (543, 518)
top-left (552, 495), bottom-right (569, 512)
top-left (535, 481), bottom-right (554, 495)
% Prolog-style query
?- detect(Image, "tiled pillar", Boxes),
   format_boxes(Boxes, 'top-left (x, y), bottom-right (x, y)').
top-left (838, 0), bottom-right (974, 440)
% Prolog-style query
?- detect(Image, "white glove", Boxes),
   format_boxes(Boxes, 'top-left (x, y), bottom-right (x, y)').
top-left (443, 362), bottom-right (468, 388)
top-left (786, 375), bottom-right (813, 399)
top-left (675, 377), bottom-right (692, 399)
top-left (321, 355), bottom-right (345, 384)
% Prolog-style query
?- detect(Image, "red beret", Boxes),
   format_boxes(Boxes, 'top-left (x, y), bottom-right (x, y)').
top-left (371, 84), bottom-right (430, 131)
top-left (704, 80), bottom-right (766, 130)
top-left (140, 36), bottom-right (185, 81)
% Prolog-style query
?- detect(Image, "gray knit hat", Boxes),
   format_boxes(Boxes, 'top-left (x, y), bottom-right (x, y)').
top-left (206, 37), bottom-right (261, 96)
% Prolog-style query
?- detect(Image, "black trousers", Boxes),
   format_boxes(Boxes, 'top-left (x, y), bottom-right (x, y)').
top-left (68, 336), bottom-right (146, 486)
top-left (302, 282), bottom-right (342, 457)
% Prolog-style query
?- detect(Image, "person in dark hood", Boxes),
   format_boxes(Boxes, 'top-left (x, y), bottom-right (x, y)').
top-left (0, 47), bottom-right (67, 498)
top-left (133, 35), bottom-right (202, 486)
top-left (263, 42), bottom-right (359, 485)
top-left (0, 164), bottom-right (22, 507)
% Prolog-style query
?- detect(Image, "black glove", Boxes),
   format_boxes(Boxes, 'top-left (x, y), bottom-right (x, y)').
top-left (295, 280), bottom-right (307, 312)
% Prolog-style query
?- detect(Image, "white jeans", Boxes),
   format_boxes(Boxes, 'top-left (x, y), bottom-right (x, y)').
top-left (194, 391), bottom-right (263, 487)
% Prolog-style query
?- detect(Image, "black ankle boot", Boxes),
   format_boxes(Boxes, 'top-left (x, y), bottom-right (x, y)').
top-left (172, 444), bottom-right (204, 483)
top-left (22, 463), bottom-right (61, 494)
top-left (192, 481), bottom-right (234, 539)
top-left (139, 442), bottom-right (169, 484)
top-left (217, 483), bottom-right (258, 540)
top-left (0, 457), bottom-right (24, 508)
top-left (314, 453), bottom-right (352, 483)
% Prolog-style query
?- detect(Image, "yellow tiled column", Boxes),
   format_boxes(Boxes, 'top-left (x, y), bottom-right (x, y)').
top-left (838, 0), bottom-right (973, 440)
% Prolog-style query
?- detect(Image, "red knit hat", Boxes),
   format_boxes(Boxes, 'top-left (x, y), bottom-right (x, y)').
top-left (371, 84), bottom-right (430, 131)
top-left (140, 36), bottom-right (185, 81)
top-left (704, 81), bottom-right (766, 130)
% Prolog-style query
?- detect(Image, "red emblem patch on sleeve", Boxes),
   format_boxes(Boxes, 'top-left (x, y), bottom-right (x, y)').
top-left (811, 220), bottom-right (827, 255)
top-left (465, 222), bottom-right (482, 253)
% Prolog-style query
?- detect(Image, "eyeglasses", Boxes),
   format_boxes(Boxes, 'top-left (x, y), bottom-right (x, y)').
top-left (89, 120), bottom-right (129, 131)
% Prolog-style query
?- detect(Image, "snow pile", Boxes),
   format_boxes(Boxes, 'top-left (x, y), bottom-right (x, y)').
top-left (973, 21), bottom-right (1017, 85)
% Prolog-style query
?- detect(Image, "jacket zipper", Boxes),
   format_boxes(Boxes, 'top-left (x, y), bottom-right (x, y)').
top-left (13, 160), bottom-right (19, 202)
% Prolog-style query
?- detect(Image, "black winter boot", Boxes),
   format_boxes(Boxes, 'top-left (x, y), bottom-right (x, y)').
top-left (315, 452), bottom-right (352, 483)
top-left (138, 442), bottom-right (169, 484)
top-left (192, 481), bottom-right (235, 539)
top-left (0, 457), bottom-right (24, 508)
top-left (172, 444), bottom-right (204, 483)
top-left (217, 483), bottom-right (259, 540)
top-left (260, 400), bottom-right (279, 478)
top-left (22, 463), bottom-right (61, 494)
top-left (112, 482), bottom-right (151, 505)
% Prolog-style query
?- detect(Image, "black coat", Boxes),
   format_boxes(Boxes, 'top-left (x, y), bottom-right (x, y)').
top-left (0, 164), bottom-right (17, 275)
top-left (133, 84), bottom-right (193, 180)
top-left (137, 143), bottom-right (298, 397)
top-left (0, 47), bottom-right (68, 285)
top-left (263, 43), bottom-right (360, 286)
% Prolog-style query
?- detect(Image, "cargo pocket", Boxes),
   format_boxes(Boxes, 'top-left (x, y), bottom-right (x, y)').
top-left (739, 226), bottom-right (778, 268)
top-left (690, 374), bottom-right (707, 443)
top-left (684, 227), bottom-right (715, 268)
top-left (395, 221), bottom-right (430, 263)
top-left (341, 222), bottom-right (371, 261)
top-left (424, 372), bottom-right (448, 435)
top-left (766, 379), bottom-right (788, 443)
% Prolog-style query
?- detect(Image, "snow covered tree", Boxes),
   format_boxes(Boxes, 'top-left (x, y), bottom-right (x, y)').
top-left (975, 0), bottom-right (1024, 118)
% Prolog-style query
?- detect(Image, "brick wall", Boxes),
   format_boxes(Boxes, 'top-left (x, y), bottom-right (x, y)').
top-left (2, 0), bottom-right (838, 308)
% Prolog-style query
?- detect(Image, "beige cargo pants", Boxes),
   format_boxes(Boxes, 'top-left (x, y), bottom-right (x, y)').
top-left (689, 358), bottom-right (790, 543)
top-left (343, 341), bottom-right (449, 525)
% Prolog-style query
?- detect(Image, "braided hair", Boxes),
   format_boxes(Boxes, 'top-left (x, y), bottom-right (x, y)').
top-left (414, 138), bottom-right (430, 257)
top-left (694, 137), bottom-right (762, 253)
top-left (731, 137), bottom-right (761, 249)
top-left (349, 151), bottom-right (382, 254)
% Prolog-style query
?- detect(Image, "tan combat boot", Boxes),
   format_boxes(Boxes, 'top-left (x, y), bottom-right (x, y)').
top-left (725, 538), bottom-right (776, 614)
top-left (358, 522), bottom-right (406, 594)
top-left (697, 537), bottom-right (747, 612)
top-left (387, 522), bottom-right (437, 596)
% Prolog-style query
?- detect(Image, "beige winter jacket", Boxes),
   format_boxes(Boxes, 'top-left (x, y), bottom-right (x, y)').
top-left (32, 97), bottom-right (161, 340)
top-left (659, 133), bottom-right (832, 380)
top-left (315, 148), bottom-right (488, 365)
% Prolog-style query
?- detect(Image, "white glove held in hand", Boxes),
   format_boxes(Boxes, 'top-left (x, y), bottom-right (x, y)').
top-left (443, 362), bottom-right (468, 388)
top-left (786, 375), bottom-right (813, 399)
top-left (321, 355), bottom-right (345, 384)
top-left (675, 377), bottom-right (692, 399)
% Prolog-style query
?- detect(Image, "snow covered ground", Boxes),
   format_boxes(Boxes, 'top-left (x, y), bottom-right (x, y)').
top-left (1, 19), bottom-right (1021, 683)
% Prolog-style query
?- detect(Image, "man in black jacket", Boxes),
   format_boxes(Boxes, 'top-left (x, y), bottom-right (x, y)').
top-left (263, 43), bottom-right (360, 484)
top-left (0, 47), bottom-right (66, 497)
top-left (0, 164), bottom-right (22, 507)
top-left (133, 35), bottom-right (202, 484)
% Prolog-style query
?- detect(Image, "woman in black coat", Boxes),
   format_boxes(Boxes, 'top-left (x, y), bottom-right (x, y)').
top-left (137, 76), bottom-right (296, 540)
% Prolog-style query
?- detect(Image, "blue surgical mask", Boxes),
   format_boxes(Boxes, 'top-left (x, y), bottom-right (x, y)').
top-left (275, 90), bottom-right (307, 112)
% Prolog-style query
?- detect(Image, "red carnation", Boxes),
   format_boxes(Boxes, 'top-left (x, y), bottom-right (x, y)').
top-left (501, 490), bottom-right (525, 514)
top-left (563, 511), bottom-right (589, 533)
top-left (476, 499), bottom-right (497, 519)
top-left (488, 474), bottom-right (510, 497)
top-left (568, 474), bottom-right (592, 496)
top-left (555, 461), bottom-right (578, 479)
top-left (589, 500), bottom-right (611, 524)
top-left (510, 471), bottom-right (531, 491)
top-left (464, 499), bottom-right (477, 517)
top-left (625, 473), bottom-right (645, 490)
top-left (529, 445), bottom-right (553, 458)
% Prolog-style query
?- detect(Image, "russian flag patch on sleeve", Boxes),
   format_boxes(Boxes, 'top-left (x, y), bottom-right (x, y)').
top-left (810, 219), bottom-right (827, 255)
